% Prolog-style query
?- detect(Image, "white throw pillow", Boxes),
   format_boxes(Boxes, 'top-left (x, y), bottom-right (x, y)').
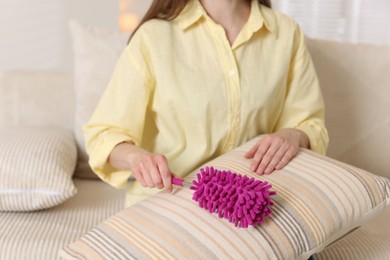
top-left (68, 20), bottom-right (129, 179)
top-left (0, 127), bottom-right (77, 211)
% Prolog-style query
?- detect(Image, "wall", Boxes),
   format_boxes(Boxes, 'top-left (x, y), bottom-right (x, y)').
top-left (0, 0), bottom-right (151, 73)
top-left (1, 0), bottom-right (388, 73)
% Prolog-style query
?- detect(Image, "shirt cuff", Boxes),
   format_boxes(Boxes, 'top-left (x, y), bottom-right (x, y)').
top-left (89, 131), bottom-right (134, 189)
top-left (295, 122), bottom-right (328, 155)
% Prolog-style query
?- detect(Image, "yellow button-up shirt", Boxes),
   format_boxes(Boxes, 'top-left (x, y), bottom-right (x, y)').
top-left (84, 0), bottom-right (329, 207)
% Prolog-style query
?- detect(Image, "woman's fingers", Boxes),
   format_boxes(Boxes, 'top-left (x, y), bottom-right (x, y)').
top-left (263, 143), bottom-right (289, 174)
top-left (139, 161), bottom-right (155, 188)
top-left (254, 139), bottom-right (281, 175)
top-left (275, 146), bottom-right (297, 170)
top-left (155, 155), bottom-right (173, 193)
top-left (131, 154), bottom-right (173, 192)
top-left (246, 130), bottom-right (302, 175)
top-left (132, 167), bottom-right (146, 187)
top-left (244, 142), bottom-right (260, 158)
top-left (249, 140), bottom-right (270, 172)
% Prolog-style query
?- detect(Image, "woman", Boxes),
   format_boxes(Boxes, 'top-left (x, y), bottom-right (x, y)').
top-left (84, 0), bottom-right (329, 207)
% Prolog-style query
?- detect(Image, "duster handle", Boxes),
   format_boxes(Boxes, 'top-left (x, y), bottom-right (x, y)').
top-left (171, 177), bottom-right (192, 187)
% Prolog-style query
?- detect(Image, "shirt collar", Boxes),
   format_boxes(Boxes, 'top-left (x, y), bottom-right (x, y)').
top-left (177, 0), bottom-right (278, 37)
top-left (248, 0), bottom-right (278, 36)
top-left (177, 0), bottom-right (205, 30)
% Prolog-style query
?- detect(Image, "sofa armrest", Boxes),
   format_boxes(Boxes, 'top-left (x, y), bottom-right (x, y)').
top-left (0, 70), bottom-right (74, 130)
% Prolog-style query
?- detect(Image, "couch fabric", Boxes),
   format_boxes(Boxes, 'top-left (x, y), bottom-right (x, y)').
top-left (0, 70), bottom-right (74, 130)
top-left (306, 39), bottom-right (390, 179)
top-left (0, 179), bottom-right (125, 260)
top-left (314, 206), bottom-right (390, 260)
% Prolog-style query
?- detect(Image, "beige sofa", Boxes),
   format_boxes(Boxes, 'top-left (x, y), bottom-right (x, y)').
top-left (0, 35), bottom-right (389, 259)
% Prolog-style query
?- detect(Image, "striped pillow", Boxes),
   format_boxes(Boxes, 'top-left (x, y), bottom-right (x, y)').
top-left (60, 137), bottom-right (390, 259)
top-left (0, 127), bottom-right (77, 211)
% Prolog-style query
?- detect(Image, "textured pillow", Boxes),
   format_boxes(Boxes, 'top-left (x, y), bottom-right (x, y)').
top-left (60, 137), bottom-right (390, 259)
top-left (313, 206), bottom-right (390, 260)
top-left (68, 20), bottom-right (129, 179)
top-left (0, 127), bottom-right (77, 211)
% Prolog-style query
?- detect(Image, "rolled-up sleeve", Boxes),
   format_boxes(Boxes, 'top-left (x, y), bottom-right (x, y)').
top-left (275, 24), bottom-right (329, 155)
top-left (83, 40), bottom-right (153, 188)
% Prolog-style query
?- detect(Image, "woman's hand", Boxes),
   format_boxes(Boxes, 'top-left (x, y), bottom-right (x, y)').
top-left (244, 128), bottom-right (309, 175)
top-left (109, 142), bottom-right (173, 192)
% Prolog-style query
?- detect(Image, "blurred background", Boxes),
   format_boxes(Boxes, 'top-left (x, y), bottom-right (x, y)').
top-left (0, 0), bottom-right (389, 73)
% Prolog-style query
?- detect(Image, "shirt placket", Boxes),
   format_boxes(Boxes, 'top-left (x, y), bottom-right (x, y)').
top-left (210, 24), bottom-right (241, 153)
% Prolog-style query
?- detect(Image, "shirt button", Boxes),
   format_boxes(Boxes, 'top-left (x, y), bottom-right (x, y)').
top-left (228, 71), bottom-right (235, 77)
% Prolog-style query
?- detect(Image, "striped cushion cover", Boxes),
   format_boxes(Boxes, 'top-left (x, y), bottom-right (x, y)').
top-left (313, 206), bottom-right (390, 260)
top-left (60, 137), bottom-right (390, 259)
top-left (0, 179), bottom-right (125, 260)
top-left (0, 127), bottom-right (77, 211)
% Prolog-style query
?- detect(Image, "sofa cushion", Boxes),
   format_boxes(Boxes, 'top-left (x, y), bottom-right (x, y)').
top-left (0, 179), bottom-right (125, 260)
top-left (313, 206), bottom-right (390, 259)
top-left (0, 70), bottom-right (74, 130)
top-left (60, 136), bottom-right (390, 260)
top-left (69, 20), bottom-right (129, 179)
top-left (0, 127), bottom-right (77, 211)
top-left (306, 38), bottom-right (390, 179)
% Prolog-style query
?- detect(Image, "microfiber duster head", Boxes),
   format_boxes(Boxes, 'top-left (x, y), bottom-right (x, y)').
top-left (190, 167), bottom-right (276, 228)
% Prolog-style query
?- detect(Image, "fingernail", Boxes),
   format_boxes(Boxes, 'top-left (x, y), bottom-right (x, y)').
top-left (265, 168), bottom-right (272, 174)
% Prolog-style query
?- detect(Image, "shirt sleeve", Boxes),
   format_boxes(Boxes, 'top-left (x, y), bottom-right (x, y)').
top-left (83, 38), bottom-right (154, 188)
top-left (275, 24), bottom-right (329, 155)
